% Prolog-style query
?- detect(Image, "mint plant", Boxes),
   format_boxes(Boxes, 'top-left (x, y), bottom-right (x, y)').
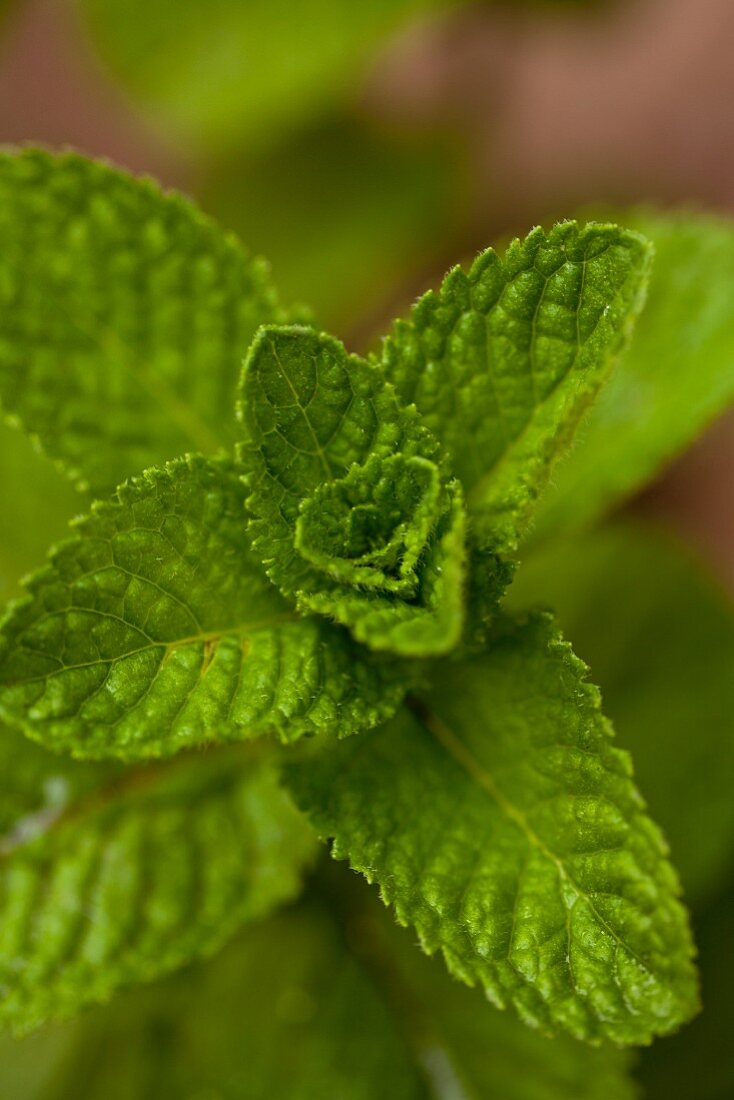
top-left (3, 146), bottom-right (731, 1094)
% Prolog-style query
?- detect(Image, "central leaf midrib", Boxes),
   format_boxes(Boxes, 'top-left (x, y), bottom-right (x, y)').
top-left (269, 339), bottom-right (334, 482)
top-left (407, 696), bottom-right (651, 978)
top-left (10, 612), bottom-right (298, 684)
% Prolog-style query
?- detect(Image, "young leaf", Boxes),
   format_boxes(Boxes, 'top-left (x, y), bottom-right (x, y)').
top-left (0, 148), bottom-right (296, 496)
top-left (535, 210), bottom-right (734, 538)
top-left (0, 887), bottom-right (638, 1100)
top-left (240, 325), bottom-right (470, 657)
top-left (0, 455), bottom-right (412, 760)
top-left (288, 613), bottom-right (698, 1045)
top-left (379, 222), bottom-right (652, 550)
top-left (510, 521), bottom-right (734, 905)
top-left (0, 737), bottom-right (316, 1033)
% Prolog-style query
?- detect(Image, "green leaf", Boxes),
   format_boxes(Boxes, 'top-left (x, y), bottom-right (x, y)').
top-left (0, 884), bottom-right (638, 1099)
top-left (76, 0), bottom-right (455, 153)
top-left (0, 148), bottom-right (295, 496)
top-left (510, 521), bottom-right (734, 905)
top-left (535, 210), bottom-right (734, 538)
top-left (0, 735), bottom-right (316, 1033)
top-left (0, 455), bottom-right (412, 760)
top-left (358, 878), bottom-right (639, 1100)
top-left (379, 222), bottom-right (652, 551)
top-left (288, 613), bottom-right (698, 1045)
top-left (240, 325), bottom-right (469, 657)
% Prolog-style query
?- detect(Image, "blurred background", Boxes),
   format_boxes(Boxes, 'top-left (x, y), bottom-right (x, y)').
top-left (0, 1), bottom-right (733, 1096)
top-left (1, 0), bottom-right (730, 583)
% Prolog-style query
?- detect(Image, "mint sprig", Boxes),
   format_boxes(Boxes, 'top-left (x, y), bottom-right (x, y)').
top-left (0, 149), bottom-right (706, 1052)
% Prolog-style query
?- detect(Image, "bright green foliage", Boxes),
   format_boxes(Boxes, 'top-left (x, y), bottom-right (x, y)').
top-left (0, 739), bottom-right (316, 1033)
top-left (370, 885), bottom-right (638, 1100)
top-left (536, 211), bottom-right (734, 538)
top-left (510, 522), bottom-right (734, 905)
top-left (0, 148), bottom-right (713, 1068)
top-left (289, 613), bottom-right (698, 1044)
top-left (76, 0), bottom-right (455, 153)
top-left (0, 886), bottom-right (638, 1100)
top-left (0, 149), bottom-right (294, 496)
top-left (240, 326), bottom-right (468, 656)
top-left (380, 222), bottom-right (651, 550)
top-left (202, 116), bottom-right (466, 333)
top-left (0, 455), bottom-right (411, 760)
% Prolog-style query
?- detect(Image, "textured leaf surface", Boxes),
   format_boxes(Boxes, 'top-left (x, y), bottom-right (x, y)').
top-left (367, 883), bottom-right (638, 1100)
top-left (77, 0), bottom-right (454, 152)
top-left (380, 222), bottom-right (651, 550)
top-left (0, 455), bottom-right (411, 760)
top-left (289, 614), bottom-right (698, 1044)
top-left (0, 148), bottom-right (293, 495)
top-left (240, 326), bottom-right (469, 656)
top-left (0, 886), bottom-right (637, 1099)
top-left (536, 210), bottom-right (734, 538)
top-left (0, 738), bottom-right (316, 1033)
top-left (510, 522), bottom-right (734, 904)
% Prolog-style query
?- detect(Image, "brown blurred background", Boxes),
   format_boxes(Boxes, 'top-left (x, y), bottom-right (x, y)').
top-left (0, 0), bottom-right (732, 585)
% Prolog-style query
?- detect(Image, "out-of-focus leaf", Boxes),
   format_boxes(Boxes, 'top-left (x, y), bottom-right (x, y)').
top-left (0, 149), bottom-right (293, 496)
top-left (535, 211), bottom-right (734, 539)
top-left (202, 117), bottom-right (466, 334)
top-left (0, 882), bottom-right (637, 1099)
top-left (76, 0), bottom-right (456, 153)
top-left (0, 732), bottom-right (315, 1032)
top-left (510, 522), bottom-right (734, 904)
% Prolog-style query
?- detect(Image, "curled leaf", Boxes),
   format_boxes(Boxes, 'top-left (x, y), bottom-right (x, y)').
top-left (239, 325), bottom-right (471, 657)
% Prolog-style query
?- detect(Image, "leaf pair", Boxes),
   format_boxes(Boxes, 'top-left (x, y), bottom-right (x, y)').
top-left (240, 326), bottom-right (466, 656)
